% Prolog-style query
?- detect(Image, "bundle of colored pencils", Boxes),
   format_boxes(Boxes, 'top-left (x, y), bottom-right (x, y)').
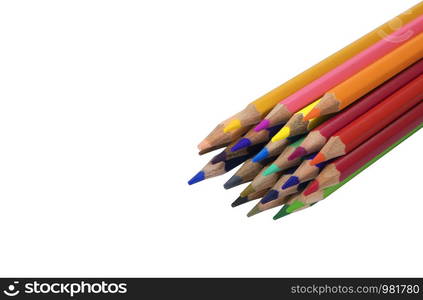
top-left (189, 3), bottom-right (423, 221)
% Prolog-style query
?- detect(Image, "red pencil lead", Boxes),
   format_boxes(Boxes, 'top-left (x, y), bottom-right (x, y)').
top-left (288, 146), bottom-right (307, 161)
top-left (303, 180), bottom-right (320, 196)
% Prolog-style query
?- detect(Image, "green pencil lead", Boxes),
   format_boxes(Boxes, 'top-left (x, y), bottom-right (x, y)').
top-left (273, 205), bottom-right (290, 220)
top-left (263, 164), bottom-right (281, 176)
top-left (286, 200), bottom-right (305, 213)
top-left (273, 200), bottom-right (305, 220)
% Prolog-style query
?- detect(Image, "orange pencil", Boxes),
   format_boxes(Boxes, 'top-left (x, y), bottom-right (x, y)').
top-left (304, 33), bottom-right (423, 121)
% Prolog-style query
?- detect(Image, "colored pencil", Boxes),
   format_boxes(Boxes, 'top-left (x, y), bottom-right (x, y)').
top-left (210, 141), bottom-right (265, 165)
top-left (198, 126), bottom-right (251, 155)
top-left (231, 188), bottom-right (270, 208)
top-left (262, 137), bottom-right (306, 176)
top-left (274, 122), bottom-right (423, 219)
top-left (252, 135), bottom-right (302, 163)
top-left (304, 33), bottom-right (423, 121)
top-left (233, 166), bottom-right (297, 207)
top-left (224, 156), bottom-right (275, 189)
top-left (247, 193), bottom-right (298, 217)
top-left (249, 177), bottom-right (310, 217)
top-left (254, 15), bottom-right (423, 132)
top-left (304, 102), bottom-right (423, 196)
top-left (281, 153), bottom-right (330, 189)
top-left (271, 100), bottom-right (330, 142)
top-left (198, 3), bottom-right (423, 152)
top-left (188, 144), bottom-right (262, 185)
top-left (230, 124), bottom-right (283, 152)
top-left (310, 75), bottom-right (423, 166)
top-left (289, 59), bottom-right (423, 161)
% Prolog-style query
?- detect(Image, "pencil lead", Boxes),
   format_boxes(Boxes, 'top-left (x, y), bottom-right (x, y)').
top-left (282, 176), bottom-right (300, 189)
top-left (247, 204), bottom-right (261, 217)
top-left (303, 180), bottom-right (319, 196)
top-left (303, 108), bottom-right (320, 121)
top-left (240, 184), bottom-right (255, 198)
top-left (268, 124), bottom-right (285, 136)
top-left (261, 189), bottom-right (279, 204)
top-left (273, 200), bottom-right (305, 220)
top-left (230, 138), bottom-right (251, 152)
top-left (288, 146), bottom-right (307, 161)
top-left (310, 152), bottom-right (326, 165)
top-left (188, 171), bottom-right (205, 185)
top-left (271, 127), bottom-right (290, 142)
top-left (210, 151), bottom-right (227, 164)
top-left (224, 175), bottom-right (243, 189)
top-left (298, 181), bottom-right (310, 191)
top-left (273, 205), bottom-right (290, 220)
top-left (263, 164), bottom-right (281, 176)
top-left (231, 196), bottom-right (249, 207)
top-left (252, 148), bottom-right (269, 163)
top-left (197, 139), bottom-right (212, 152)
top-left (254, 119), bottom-right (270, 132)
top-left (223, 119), bottom-right (242, 133)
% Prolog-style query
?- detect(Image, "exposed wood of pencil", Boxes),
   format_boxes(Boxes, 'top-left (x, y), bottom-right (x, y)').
top-left (254, 15), bottom-right (423, 131)
top-left (199, 2), bottom-right (423, 149)
top-left (247, 192), bottom-right (298, 217)
top-left (239, 164), bottom-right (285, 197)
top-left (289, 58), bottom-right (423, 160)
top-left (311, 75), bottom-right (423, 165)
top-left (305, 102), bottom-right (423, 194)
top-left (198, 125), bottom-right (251, 154)
top-left (224, 156), bottom-right (275, 189)
top-left (305, 33), bottom-right (423, 119)
top-left (231, 188), bottom-right (270, 208)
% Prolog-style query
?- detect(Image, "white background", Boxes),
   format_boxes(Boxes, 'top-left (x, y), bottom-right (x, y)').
top-left (0, 0), bottom-right (422, 277)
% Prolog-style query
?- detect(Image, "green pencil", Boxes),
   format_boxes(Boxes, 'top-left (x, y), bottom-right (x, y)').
top-left (274, 123), bottom-right (422, 220)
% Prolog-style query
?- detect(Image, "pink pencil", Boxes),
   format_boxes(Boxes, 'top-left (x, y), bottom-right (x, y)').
top-left (254, 15), bottom-right (423, 132)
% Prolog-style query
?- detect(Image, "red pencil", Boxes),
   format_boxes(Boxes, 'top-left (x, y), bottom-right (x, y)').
top-left (289, 60), bottom-right (423, 161)
top-left (310, 74), bottom-right (423, 166)
top-left (304, 101), bottom-right (423, 195)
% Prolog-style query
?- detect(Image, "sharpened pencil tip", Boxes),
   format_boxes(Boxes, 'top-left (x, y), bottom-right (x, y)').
top-left (231, 196), bottom-right (249, 207)
top-left (303, 108), bottom-right (320, 121)
top-left (224, 176), bottom-right (243, 189)
top-left (197, 139), bottom-right (211, 152)
top-left (273, 206), bottom-right (290, 220)
top-left (254, 119), bottom-right (270, 132)
top-left (263, 164), bottom-right (281, 176)
top-left (288, 147), bottom-right (307, 161)
top-left (271, 127), bottom-right (290, 142)
top-left (240, 184), bottom-right (255, 198)
top-left (282, 176), bottom-right (300, 190)
top-left (188, 171), bottom-right (205, 185)
top-left (310, 152), bottom-right (326, 166)
top-left (223, 119), bottom-right (242, 133)
top-left (247, 204), bottom-right (261, 217)
top-left (210, 152), bottom-right (227, 164)
top-left (252, 148), bottom-right (269, 163)
top-left (231, 138), bottom-right (251, 152)
top-left (261, 190), bottom-right (279, 204)
top-left (303, 180), bottom-right (319, 196)
top-left (273, 200), bottom-right (305, 219)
